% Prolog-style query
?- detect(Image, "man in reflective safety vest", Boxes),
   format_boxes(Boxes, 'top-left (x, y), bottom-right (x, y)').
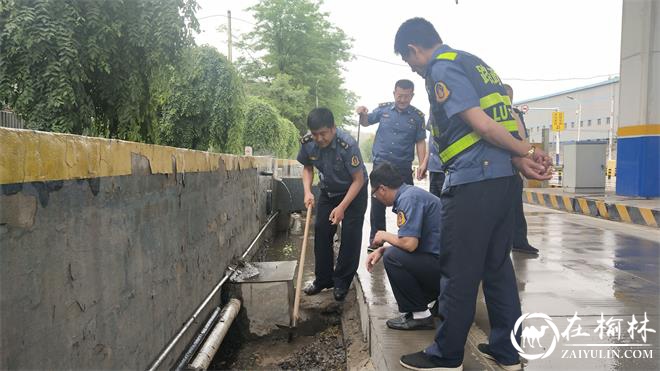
top-left (393, 17), bottom-right (552, 371)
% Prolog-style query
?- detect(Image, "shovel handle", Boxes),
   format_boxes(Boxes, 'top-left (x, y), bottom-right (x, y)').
top-left (292, 204), bottom-right (313, 327)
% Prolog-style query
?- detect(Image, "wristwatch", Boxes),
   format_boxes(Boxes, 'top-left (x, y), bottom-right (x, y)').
top-left (524, 145), bottom-right (536, 158)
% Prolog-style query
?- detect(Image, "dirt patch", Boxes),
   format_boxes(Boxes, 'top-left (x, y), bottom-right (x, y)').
top-left (278, 325), bottom-right (345, 370)
top-left (210, 285), bottom-right (370, 370)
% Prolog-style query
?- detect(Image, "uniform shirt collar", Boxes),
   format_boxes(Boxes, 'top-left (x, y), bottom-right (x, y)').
top-left (392, 104), bottom-right (411, 114)
top-left (392, 184), bottom-right (413, 211)
top-left (426, 44), bottom-right (452, 77)
top-left (329, 132), bottom-right (338, 149)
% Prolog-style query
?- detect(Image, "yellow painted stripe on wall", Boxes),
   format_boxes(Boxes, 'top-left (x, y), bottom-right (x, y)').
top-left (536, 192), bottom-right (546, 206)
top-left (617, 124), bottom-right (660, 137)
top-left (577, 199), bottom-right (590, 215)
top-left (595, 201), bottom-right (609, 218)
top-left (276, 158), bottom-right (300, 167)
top-left (0, 128), bottom-right (274, 184)
top-left (615, 204), bottom-right (632, 223)
top-left (562, 196), bottom-right (574, 212)
top-left (638, 208), bottom-right (658, 227)
top-left (526, 191), bottom-right (534, 203)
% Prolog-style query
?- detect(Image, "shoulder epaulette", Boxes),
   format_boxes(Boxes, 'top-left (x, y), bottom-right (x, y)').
top-left (300, 133), bottom-right (313, 144)
top-left (336, 136), bottom-right (350, 150)
top-left (414, 108), bottom-right (425, 117)
top-left (378, 102), bottom-right (393, 108)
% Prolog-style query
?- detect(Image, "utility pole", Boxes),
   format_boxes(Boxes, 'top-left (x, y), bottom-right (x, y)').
top-left (576, 103), bottom-right (582, 142)
top-left (227, 10), bottom-right (232, 63)
top-left (315, 79), bottom-right (319, 108)
top-left (608, 84), bottom-right (615, 160)
top-left (567, 96), bottom-right (582, 142)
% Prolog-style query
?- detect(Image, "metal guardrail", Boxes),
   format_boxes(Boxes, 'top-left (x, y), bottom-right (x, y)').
top-left (0, 110), bottom-right (25, 129)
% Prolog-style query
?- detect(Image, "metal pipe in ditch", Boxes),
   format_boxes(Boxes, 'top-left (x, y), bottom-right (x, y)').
top-left (174, 307), bottom-right (222, 371)
top-left (147, 211), bottom-right (279, 371)
top-left (189, 298), bottom-right (242, 370)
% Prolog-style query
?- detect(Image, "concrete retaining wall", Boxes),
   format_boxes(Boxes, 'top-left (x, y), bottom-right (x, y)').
top-left (0, 128), bottom-right (301, 369)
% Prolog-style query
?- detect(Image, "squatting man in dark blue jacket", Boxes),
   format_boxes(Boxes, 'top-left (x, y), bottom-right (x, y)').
top-left (365, 162), bottom-right (445, 331)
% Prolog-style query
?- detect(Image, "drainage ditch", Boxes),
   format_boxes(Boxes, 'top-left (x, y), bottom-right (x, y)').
top-left (208, 218), bottom-right (369, 370)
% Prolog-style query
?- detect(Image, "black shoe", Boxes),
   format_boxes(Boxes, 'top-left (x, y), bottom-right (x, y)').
top-left (386, 313), bottom-right (435, 330)
top-left (399, 351), bottom-right (463, 370)
top-left (477, 343), bottom-right (522, 371)
top-left (512, 244), bottom-right (539, 255)
top-left (303, 282), bottom-right (332, 296)
top-left (333, 287), bottom-right (348, 301)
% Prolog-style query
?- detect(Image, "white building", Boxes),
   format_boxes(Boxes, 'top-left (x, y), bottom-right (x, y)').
top-left (514, 77), bottom-right (619, 160)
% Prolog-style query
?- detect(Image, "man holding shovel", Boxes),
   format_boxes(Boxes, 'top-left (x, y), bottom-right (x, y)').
top-left (297, 107), bottom-right (368, 302)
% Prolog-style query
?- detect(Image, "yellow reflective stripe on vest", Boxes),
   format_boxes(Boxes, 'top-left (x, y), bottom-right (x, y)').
top-left (501, 120), bottom-right (518, 132)
top-left (479, 92), bottom-right (511, 109)
top-left (438, 119), bottom-right (518, 163)
top-left (439, 132), bottom-right (481, 163)
top-left (436, 52), bottom-right (457, 61)
top-left (479, 92), bottom-right (517, 132)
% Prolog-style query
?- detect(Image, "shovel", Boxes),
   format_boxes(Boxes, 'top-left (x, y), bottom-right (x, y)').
top-left (280, 204), bottom-right (313, 341)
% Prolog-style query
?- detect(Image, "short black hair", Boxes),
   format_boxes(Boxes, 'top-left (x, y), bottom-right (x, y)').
top-left (307, 107), bottom-right (335, 130)
top-left (394, 17), bottom-right (442, 57)
top-left (370, 162), bottom-right (404, 189)
top-left (395, 79), bottom-right (414, 90)
top-left (502, 84), bottom-right (513, 99)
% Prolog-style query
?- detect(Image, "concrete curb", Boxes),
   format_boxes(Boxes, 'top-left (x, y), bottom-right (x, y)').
top-left (523, 189), bottom-right (659, 228)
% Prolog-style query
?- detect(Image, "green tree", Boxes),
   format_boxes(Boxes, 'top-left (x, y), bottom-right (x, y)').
top-left (236, 0), bottom-right (355, 133)
top-left (244, 73), bottom-right (308, 132)
top-left (158, 46), bottom-right (245, 153)
top-left (0, 0), bottom-right (198, 142)
top-left (243, 96), bottom-right (282, 156)
top-left (278, 116), bottom-right (300, 159)
top-left (360, 135), bottom-right (374, 163)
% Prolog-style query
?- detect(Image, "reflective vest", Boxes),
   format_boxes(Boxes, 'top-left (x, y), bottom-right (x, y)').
top-left (425, 49), bottom-right (518, 165)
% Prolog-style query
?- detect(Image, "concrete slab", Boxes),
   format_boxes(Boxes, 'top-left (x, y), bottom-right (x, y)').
top-left (231, 261), bottom-right (297, 283)
top-left (230, 261), bottom-right (297, 337)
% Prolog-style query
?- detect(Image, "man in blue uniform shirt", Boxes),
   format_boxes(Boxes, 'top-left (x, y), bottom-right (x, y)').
top-left (365, 162), bottom-right (443, 331)
top-left (356, 79), bottom-right (427, 245)
top-left (297, 108), bottom-right (368, 302)
top-left (393, 18), bottom-right (553, 370)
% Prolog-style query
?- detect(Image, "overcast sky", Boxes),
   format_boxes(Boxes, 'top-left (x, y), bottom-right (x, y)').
top-left (194, 0), bottom-right (623, 131)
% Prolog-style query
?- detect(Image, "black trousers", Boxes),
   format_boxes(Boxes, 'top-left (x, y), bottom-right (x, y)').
top-left (383, 247), bottom-right (441, 313)
top-left (313, 185), bottom-right (368, 290)
top-left (369, 165), bottom-right (414, 242)
top-left (429, 171), bottom-right (446, 199)
top-left (512, 174), bottom-right (530, 247)
top-left (426, 176), bottom-right (522, 365)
